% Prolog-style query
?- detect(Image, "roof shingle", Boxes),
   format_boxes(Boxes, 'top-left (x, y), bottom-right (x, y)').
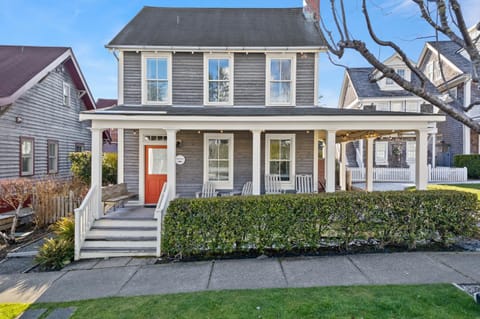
top-left (108, 7), bottom-right (326, 48)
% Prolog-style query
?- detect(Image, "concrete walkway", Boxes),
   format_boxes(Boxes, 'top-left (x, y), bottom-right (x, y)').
top-left (0, 251), bottom-right (479, 303)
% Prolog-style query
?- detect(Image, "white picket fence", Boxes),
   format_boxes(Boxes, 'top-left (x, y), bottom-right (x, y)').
top-left (348, 165), bottom-right (467, 183)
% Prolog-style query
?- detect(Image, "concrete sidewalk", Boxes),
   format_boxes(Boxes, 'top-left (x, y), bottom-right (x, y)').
top-left (0, 251), bottom-right (479, 303)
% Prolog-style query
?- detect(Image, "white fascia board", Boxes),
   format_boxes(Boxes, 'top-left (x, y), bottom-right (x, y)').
top-left (109, 45), bottom-right (326, 53)
top-left (423, 42), bottom-right (464, 75)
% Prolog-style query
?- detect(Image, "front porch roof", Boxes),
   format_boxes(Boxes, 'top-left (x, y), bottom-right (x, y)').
top-left (80, 105), bottom-right (444, 136)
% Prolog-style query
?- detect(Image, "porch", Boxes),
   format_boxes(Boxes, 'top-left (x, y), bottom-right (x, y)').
top-left (75, 106), bottom-right (444, 259)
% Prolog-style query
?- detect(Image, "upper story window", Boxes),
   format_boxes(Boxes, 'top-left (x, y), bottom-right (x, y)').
top-left (20, 137), bottom-right (34, 176)
top-left (426, 61), bottom-right (441, 82)
top-left (63, 82), bottom-right (70, 106)
top-left (266, 54), bottom-right (296, 106)
top-left (386, 69), bottom-right (405, 85)
top-left (405, 101), bottom-right (420, 113)
top-left (204, 54), bottom-right (233, 105)
top-left (142, 53), bottom-right (172, 105)
top-left (204, 133), bottom-right (234, 189)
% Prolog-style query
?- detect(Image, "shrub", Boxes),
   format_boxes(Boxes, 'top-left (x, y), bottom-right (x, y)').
top-left (453, 154), bottom-right (480, 178)
top-left (69, 151), bottom-right (118, 185)
top-left (36, 217), bottom-right (75, 270)
top-left (32, 178), bottom-right (87, 228)
top-left (162, 191), bottom-right (479, 258)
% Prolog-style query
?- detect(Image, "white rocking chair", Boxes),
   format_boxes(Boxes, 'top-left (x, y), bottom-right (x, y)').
top-left (295, 174), bottom-right (314, 194)
top-left (195, 182), bottom-right (218, 198)
top-left (265, 175), bottom-right (284, 194)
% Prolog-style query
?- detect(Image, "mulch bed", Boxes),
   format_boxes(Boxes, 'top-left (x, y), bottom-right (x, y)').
top-left (0, 226), bottom-right (50, 260)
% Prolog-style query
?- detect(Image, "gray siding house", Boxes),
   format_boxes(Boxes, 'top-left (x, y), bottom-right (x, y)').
top-left (0, 46), bottom-right (96, 180)
top-left (338, 53), bottom-right (438, 169)
top-left (75, 3), bottom-right (444, 259)
top-left (417, 39), bottom-right (480, 165)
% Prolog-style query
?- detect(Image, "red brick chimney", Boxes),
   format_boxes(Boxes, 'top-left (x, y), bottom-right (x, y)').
top-left (303, 0), bottom-right (319, 21)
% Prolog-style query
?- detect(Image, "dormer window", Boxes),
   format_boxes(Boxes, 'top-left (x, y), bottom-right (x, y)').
top-left (266, 53), bottom-right (296, 106)
top-left (386, 69), bottom-right (405, 85)
top-left (204, 53), bottom-right (233, 105)
top-left (142, 52), bottom-right (172, 105)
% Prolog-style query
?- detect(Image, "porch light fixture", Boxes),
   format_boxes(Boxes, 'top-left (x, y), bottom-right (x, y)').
top-left (197, 130), bottom-right (201, 134)
top-left (364, 131), bottom-right (378, 139)
top-left (306, 130), bottom-right (310, 134)
top-left (15, 116), bottom-right (23, 124)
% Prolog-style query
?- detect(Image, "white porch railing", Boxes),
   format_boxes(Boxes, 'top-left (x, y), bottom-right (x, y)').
top-left (74, 185), bottom-right (98, 261)
top-left (348, 166), bottom-right (467, 183)
top-left (155, 182), bottom-right (170, 257)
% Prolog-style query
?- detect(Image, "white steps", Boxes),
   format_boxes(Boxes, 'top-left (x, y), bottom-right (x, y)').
top-left (79, 217), bottom-right (158, 259)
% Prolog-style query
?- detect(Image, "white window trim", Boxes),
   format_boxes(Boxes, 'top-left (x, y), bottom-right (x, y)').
top-left (63, 82), bottom-right (70, 106)
top-left (47, 141), bottom-right (59, 174)
top-left (406, 141), bottom-right (416, 165)
top-left (265, 53), bottom-right (296, 106)
top-left (203, 133), bottom-right (234, 189)
top-left (265, 133), bottom-right (296, 189)
top-left (203, 53), bottom-right (234, 106)
top-left (141, 52), bottom-right (172, 105)
top-left (375, 141), bottom-right (389, 165)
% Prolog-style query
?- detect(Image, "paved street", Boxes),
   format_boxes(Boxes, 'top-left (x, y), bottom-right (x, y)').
top-left (0, 251), bottom-right (478, 303)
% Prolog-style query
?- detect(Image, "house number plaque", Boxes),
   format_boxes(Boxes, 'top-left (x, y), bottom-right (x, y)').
top-left (175, 155), bottom-right (185, 165)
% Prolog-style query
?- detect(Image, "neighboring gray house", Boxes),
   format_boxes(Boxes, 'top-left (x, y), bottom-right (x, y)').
top-left (417, 37), bottom-right (480, 165)
top-left (338, 53), bottom-right (438, 169)
top-left (0, 45), bottom-right (96, 180)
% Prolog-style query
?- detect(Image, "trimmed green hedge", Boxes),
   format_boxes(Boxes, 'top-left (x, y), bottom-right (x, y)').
top-left (162, 191), bottom-right (479, 257)
top-left (454, 154), bottom-right (480, 178)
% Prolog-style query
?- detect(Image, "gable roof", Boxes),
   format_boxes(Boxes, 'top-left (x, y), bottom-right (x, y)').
top-left (426, 41), bottom-right (472, 74)
top-left (107, 7), bottom-right (326, 49)
top-left (96, 98), bottom-right (117, 109)
top-left (346, 67), bottom-right (437, 99)
top-left (0, 45), bottom-right (95, 109)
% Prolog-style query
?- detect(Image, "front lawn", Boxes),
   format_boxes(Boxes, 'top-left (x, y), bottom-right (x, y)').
top-left (3, 284), bottom-right (479, 319)
top-left (428, 183), bottom-right (480, 200)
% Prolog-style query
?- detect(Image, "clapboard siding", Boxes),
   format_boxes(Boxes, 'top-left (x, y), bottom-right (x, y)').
top-left (234, 53), bottom-right (266, 105)
top-left (0, 65), bottom-right (91, 179)
top-left (123, 129), bottom-right (139, 193)
top-left (296, 53), bottom-right (316, 106)
top-left (176, 131), bottom-right (204, 197)
top-left (122, 51), bottom-right (317, 107)
top-left (123, 51), bottom-right (141, 105)
top-left (172, 53), bottom-right (203, 105)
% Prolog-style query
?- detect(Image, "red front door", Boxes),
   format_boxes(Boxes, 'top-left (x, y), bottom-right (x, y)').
top-left (144, 145), bottom-right (167, 205)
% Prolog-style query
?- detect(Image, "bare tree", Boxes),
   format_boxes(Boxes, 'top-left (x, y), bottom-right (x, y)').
top-left (321, 0), bottom-right (480, 133)
top-left (0, 179), bottom-right (34, 244)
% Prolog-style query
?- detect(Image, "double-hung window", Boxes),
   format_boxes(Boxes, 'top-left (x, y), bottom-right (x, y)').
top-left (406, 141), bottom-right (416, 165)
top-left (63, 82), bottom-right (70, 106)
top-left (204, 133), bottom-right (234, 189)
top-left (142, 53), bottom-right (172, 105)
top-left (204, 54), bottom-right (233, 105)
top-left (265, 134), bottom-right (296, 188)
top-left (375, 141), bottom-right (388, 165)
top-left (266, 54), bottom-right (296, 106)
top-left (47, 140), bottom-right (59, 174)
top-left (20, 137), bottom-right (34, 176)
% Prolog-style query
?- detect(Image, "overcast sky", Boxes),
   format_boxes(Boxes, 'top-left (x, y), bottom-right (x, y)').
top-left (1, 0), bottom-right (478, 107)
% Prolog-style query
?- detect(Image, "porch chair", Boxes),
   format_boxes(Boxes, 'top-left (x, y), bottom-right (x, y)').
top-left (195, 182), bottom-right (218, 198)
top-left (233, 181), bottom-right (252, 196)
top-left (265, 175), bottom-right (284, 194)
top-left (295, 174), bottom-right (314, 194)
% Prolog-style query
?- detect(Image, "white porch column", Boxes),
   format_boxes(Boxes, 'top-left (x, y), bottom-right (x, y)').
top-left (416, 129), bottom-right (429, 190)
top-left (431, 133), bottom-right (436, 168)
top-left (339, 142), bottom-right (347, 191)
top-left (91, 128), bottom-right (103, 219)
top-left (313, 130), bottom-right (319, 192)
top-left (166, 129), bottom-right (177, 200)
top-left (365, 138), bottom-right (374, 192)
top-left (325, 130), bottom-right (336, 193)
top-left (117, 128), bottom-right (124, 183)
top-left (463, 79), bottom-right (472, 154)
top-left (251, 130), bottom-right (262, 195)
